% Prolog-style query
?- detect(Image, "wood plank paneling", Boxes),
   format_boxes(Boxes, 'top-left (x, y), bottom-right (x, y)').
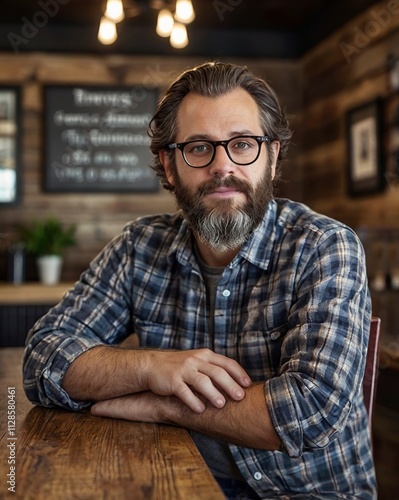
top-left (300, 0), bottom-right (399, 230)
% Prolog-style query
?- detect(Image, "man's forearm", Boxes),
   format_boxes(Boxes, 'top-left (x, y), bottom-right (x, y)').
top-left (91, 382), bottom-right (281, 450)
top-left (61, 345), bottom-right (151, 402)
top-left (164, 382), bottom-right (281, 450)
top-left (62, 346), bottom-right (252, 413)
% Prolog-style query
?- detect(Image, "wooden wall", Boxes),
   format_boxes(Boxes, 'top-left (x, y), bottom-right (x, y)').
top-left (299, 1), bottom-right (399, 229)
top-left (0, 53), bottom-right (301, 281)
top-left (298, 2), bottom-right (399, 335)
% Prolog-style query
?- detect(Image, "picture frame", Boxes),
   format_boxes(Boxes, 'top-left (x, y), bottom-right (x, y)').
top-left (0, 87), bottom-right (21, 206)
top-left (346, 98), bottom-right (385, 197)
top-left (388, 53), bottom-right (399, 92)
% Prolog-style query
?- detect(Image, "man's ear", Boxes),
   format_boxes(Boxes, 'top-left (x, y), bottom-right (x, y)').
top-left (270, 141), bottom-right (280, 180)
top-left (159, 150), bottom-right (175, 187)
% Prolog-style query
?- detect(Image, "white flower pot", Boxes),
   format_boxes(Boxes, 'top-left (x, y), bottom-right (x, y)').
top-left (37, 255), bottom-right (63, 285)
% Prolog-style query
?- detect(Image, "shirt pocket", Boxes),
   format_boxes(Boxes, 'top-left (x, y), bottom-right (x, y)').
top-left (134, 319), bottom-right (194, 350)
top-left (236, 323), bottom-right (288, 381)
top-left (133, 320), bottom-right (168, 348)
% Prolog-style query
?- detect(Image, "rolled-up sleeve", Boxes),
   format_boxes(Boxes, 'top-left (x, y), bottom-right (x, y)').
top-left (264, 226), bottom-right (371, 458)
top-left (23, 229), bottom-right (134, 410)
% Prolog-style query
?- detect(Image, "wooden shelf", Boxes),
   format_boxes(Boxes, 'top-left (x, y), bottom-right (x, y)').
top-left (0, 282), bottom-right (75, 305)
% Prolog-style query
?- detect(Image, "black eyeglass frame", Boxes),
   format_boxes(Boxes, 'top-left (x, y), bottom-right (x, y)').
top-left (167, 135), bottom-right (271, 168)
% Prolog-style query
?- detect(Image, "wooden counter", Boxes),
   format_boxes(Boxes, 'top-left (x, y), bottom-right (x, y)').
top-left (0, 282), bottom-right (75, 305)
top-left (0, 348), bottom-right (224, 500)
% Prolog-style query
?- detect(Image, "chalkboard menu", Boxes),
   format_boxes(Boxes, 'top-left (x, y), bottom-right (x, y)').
top-left (44, 86), bottom-right (159, 192)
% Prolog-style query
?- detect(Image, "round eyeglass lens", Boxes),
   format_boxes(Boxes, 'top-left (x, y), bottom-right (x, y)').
top-left (227, 137), bottom-right (260, 164)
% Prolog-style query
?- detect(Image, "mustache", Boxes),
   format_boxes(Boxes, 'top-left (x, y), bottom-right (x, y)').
top-left (196, 176), bottom-right (253, 197)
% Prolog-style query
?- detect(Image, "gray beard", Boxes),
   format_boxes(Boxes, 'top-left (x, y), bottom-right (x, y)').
top-left (173, 172), bottom-right (273, 252)
top-left (189, 201), bottom-right (257, 252)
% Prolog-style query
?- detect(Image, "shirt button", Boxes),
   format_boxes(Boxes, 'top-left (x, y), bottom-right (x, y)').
top-left (254, 472), bottom-right (262, 480)
top-left (222, 289), bottom-right (231, 297)
top-left (270, 331), bottom-right (281, 340)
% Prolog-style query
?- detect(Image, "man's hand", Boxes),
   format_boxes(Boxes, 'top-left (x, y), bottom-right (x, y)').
top-left (145, 348), bottom-right (252, 413)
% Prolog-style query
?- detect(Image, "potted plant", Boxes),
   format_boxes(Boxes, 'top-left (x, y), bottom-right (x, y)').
top-left (19, 216), bottom-right (77, 285)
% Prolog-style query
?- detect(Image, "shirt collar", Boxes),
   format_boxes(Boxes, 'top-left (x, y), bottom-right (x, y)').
top-left (172, 213), bottom-right (200, 270)
top-left (231, 199), bottom-right (278, 270)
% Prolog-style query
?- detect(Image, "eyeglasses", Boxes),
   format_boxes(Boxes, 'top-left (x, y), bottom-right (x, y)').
top-left (167, 135), bottom-right (271, 168)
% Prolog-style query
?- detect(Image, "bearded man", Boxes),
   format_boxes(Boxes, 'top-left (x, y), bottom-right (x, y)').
top-left (24, 62), bottom-right (376, 499)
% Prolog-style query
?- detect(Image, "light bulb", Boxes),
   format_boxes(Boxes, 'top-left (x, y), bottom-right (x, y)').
top-left (105, 0), bottom-right (125, 23)
top-left (175, 0), bottom-right (195, 24)
top-left (98, 16), bottom-right (118, 45)
top-left (156, 9), bottom-right (174, 37)
top-left (170, 22), bottom-right (188, 48)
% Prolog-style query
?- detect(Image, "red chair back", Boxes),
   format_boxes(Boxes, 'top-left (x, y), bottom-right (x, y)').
top-left (362, 317), bottom-right (381, 426)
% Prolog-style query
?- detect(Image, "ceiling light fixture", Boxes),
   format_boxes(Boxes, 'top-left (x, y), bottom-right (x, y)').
top-left (175, 0), bottom-right (195, 23)
top-left (170, 22), bottom-right (188, 48)
top-left (98, 16), bottom-right (118, 45)
top-left (98, 0), bottom-right (195, 48)
top-left (105, 0), bottom-right (125, 23)
top-left (156, 8), bottom-right (174, 37)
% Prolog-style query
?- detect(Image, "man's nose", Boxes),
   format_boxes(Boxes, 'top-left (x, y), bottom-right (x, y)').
top-left (207, 144), bottom-right (236, 177)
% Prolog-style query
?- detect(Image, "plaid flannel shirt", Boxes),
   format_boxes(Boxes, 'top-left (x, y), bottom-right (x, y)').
top-left (23, 198), bottom-right (377, 499)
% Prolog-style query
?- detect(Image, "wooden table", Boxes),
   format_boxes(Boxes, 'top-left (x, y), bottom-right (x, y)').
top-left (0, 283), bottom-right (76, 305)
top-left (0, 348), bottom-right (224, 499)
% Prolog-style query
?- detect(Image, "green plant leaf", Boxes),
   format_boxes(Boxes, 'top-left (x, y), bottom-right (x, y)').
top-left (18, 217), bottom-right (77, 256)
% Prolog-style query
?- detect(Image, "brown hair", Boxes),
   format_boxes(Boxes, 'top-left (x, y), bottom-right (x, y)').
top-left (148, 61), bottom-right (292, 191)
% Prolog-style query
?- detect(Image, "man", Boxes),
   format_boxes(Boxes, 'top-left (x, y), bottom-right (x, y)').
top-left (23, 62), bottom-right (376, 499)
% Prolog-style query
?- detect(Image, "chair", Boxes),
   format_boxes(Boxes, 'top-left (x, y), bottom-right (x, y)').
top-left (362, 317), bottom-right (381, 427)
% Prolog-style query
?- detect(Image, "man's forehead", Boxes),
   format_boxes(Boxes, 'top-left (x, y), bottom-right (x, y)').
top-left (176, 88), bottom-right (261, 132)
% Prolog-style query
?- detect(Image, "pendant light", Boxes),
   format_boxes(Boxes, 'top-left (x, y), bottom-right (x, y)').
top-left (156, 9), bottom-right (174, 37)
top-left (105, 0), bottom-right (125, 23)
top-left (98, 16), bottom-right (118, 45)
top-left (170, 22), bottom-right (188, 48)
top-left (175, 0), bottom-right (195, 24)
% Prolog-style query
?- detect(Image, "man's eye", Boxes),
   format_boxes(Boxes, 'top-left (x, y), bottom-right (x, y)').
top-left (233, 140), bottom-right (254, 150)
top-left (188, 143), bottom-right (211, 155)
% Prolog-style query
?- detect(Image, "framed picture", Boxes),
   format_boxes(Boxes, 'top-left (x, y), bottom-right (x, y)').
top-left (346, 98), bottom-right (385, 196)
top-left (0, 87), bottom-right (20, 205)
top-left (44, 85), bottom-right (159, 193)
top-left (388, 54), bottom-right (399, 92)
